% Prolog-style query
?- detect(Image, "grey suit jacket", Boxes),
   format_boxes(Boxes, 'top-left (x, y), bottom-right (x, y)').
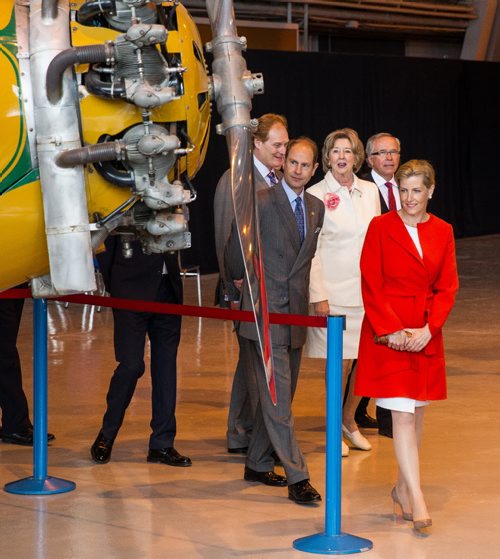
top-left (214, 164), bottom-right (281, 304)
top-left (226, 182), bottom-right (325, 348)
top-left (214, 165), bottom-right (269, 282)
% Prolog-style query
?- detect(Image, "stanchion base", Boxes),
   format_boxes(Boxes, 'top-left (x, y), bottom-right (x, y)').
top-left (293, 532), bottom-right (373, 555)
top-left (4, 476), bottom-right (76, 495)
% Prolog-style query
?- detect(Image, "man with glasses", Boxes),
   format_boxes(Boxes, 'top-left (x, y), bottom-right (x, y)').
top-left (365, 132), bottom-right (402, 214)
top-left (355, 132), bottom-right (402, 438)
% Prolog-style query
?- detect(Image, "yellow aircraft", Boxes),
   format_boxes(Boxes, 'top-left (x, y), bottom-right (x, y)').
top-left (0, 0), bottom-right (262, 296)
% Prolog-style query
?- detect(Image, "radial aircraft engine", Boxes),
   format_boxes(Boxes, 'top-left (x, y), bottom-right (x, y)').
top-left (0, 0), bottom-right (263, 296)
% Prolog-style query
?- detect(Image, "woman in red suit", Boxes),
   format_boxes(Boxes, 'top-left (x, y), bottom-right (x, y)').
top-left (355, 160), bottom-right (458, 532)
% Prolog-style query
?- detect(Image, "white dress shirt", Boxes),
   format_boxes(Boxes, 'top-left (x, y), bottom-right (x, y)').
top-left (370, 170), bottom-right (401, 210)
top-left (253, 156), bottom-right (274, 187)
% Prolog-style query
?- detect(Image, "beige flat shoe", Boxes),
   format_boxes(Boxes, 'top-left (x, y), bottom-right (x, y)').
top-left (342, 440), bottom-right (349, 457)
top-left (342, 424), bottom-right (372, 451)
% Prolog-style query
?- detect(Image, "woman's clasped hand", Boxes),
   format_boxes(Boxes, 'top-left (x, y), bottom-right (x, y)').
top-left (387, 324), bottom-right (432, 352)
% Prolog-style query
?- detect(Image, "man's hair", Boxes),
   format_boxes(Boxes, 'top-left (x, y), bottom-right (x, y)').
top-left (253, 113), bottom-right (288, 143)
top-left (321, 128), bottom-right (364, 173)
top-left (285, 137), bottom-right (318, 163)
top-left (365, 132), bottom-right (401, 157)
top-left (395, 159), bottom-right (435, 189)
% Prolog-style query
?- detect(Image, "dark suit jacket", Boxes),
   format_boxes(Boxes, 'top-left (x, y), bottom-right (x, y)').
top-left (361, 170), bottom-right (390, 214)
top-left (97, 236), bottom-right (182, 303)
top-left (226, 182), bottom-right (325, 348)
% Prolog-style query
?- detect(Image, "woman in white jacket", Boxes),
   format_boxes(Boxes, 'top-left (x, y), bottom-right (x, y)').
top-left (305, 128), bottom-right (380, 456)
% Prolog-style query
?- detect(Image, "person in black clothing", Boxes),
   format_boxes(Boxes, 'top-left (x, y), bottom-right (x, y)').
top-left (90, 237), bottom-right (190, 467)
top-left (0, 293), bottom-right (55, 446)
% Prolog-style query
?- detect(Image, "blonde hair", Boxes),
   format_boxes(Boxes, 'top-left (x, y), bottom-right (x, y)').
top-left (395, 159), bottom-right (435, 189)
top-left (322, 128), bottom-right (365, 174)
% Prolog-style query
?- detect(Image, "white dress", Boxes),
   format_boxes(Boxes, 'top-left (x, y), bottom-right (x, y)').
top-left (304, 171), bottom-right (380, 359)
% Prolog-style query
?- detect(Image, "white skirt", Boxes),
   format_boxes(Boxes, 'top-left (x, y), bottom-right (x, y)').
top-left (304, 304), bottom-right (364, 360)
top-left (376, 397), bottom-right (429, 413)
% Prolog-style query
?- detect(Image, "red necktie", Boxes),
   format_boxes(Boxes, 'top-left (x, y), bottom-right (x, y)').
top-left (385, 181), bottom-right (397, 211)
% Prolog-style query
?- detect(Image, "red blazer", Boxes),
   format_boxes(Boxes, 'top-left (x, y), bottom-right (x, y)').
top-left (355, 211), bottom-right (458, 401)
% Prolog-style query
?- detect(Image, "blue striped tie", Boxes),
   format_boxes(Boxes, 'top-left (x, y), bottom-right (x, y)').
top-left (294, 196), bottom-right (305, 243)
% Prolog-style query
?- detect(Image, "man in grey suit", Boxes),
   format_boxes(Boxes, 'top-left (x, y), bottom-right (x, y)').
top-left (214, 114), bottom-right (289, 454)
top-left (355, 132), bottom-right (402, 438)
top-left (226, 138), bottom-right (325, 504)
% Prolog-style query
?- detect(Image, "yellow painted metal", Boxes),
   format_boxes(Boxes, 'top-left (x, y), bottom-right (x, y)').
top-left (0, 7), bottom-right (12, 30)
top-left (0, 44), bottom-right (24, 183)
top-left (0, 1), bottom-right (211, 291)
top-left (0, 181), bottom-right (50, 291)
top-left (85, 166), bottom-right (132, 218)
top-left (173, 3), bottom-right (211, 177)
top-left (74, 2), bottom-right (210, 181)
top-left (0, 170), bottom-right (123, 291)
top-left (0, 0), bottom-right (46, 290)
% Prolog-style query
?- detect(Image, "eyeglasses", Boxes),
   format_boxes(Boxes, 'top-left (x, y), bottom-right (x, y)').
top-left (370, 150), bottom-right (400, 157)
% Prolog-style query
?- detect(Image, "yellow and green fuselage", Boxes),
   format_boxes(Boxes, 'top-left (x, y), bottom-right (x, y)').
top-left (0, 1), bottom-right (210, 292)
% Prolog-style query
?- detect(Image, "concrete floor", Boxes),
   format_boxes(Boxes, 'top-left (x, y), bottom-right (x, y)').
top-left (0, 234), bottom-right (499, 559)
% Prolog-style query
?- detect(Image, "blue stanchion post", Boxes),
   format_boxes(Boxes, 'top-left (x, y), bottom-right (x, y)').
top-left (293, 315), bottom-right (373, 554)
top-left (5, 298), bottom-right (76, 495)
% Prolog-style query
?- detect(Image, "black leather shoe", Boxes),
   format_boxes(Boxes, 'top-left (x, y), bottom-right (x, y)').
top-left (147, 447), bottom-right (192, 467)
top-left (354, 413), bottom-right (379, 429)
top-left (271, 450), bottom-right (283, 467)
top-left (1, 427), bottom-right (55, 446)
top-left (244, 466), bottom-right (287, 486)
top-left (227, 446), bottom-right (248, 455)
top-left (378, 426), bottom-right (393, 438)
top-left (376, 406), bottom-right (393, 438)
top-left (91, 433), bottom-right (114, 464)
top-left (288, 479), bottom-right (322, 504)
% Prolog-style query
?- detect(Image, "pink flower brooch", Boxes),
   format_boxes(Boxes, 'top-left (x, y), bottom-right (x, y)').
top-left (324, 192), bottom-right (340, 210)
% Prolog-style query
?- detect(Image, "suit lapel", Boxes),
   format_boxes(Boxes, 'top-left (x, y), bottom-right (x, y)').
top-left (290, 193), bottom-right (321, 275)
top-left (301, 193), bottom-right (319, 252)
top-left (254, 164), bottom-right (268, 192)
top-left (290, 189), bottom-right (319, 258)
top-left (387, 212), bottom-right (425, 266)
top-left (379, 189), bottom-right (389, 214)
top-left (273, 183), bottom-right (302, 252)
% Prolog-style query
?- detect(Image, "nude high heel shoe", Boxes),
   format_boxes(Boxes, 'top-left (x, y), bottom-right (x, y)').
top-left (413, 518), bottom-right (432, 533)
top-left (391, 486), bottom-right (413, 521)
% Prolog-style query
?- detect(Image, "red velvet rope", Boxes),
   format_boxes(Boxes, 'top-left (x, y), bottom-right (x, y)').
top-left (0, 288), bottom-right (327, 328)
